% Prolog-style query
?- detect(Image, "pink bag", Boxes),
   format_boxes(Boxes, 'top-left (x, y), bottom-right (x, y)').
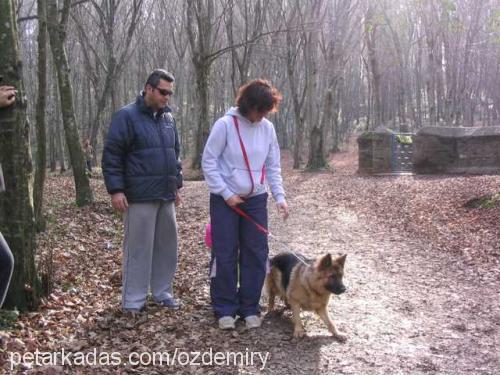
top-left (205, 223), bottom-right (213, 248)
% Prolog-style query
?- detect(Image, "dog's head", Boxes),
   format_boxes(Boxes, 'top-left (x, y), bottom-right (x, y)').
top-left (314, 253), bottom-right (347, 295)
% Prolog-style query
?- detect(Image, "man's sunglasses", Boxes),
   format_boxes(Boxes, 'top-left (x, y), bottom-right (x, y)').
top-left (153, 86), bottom-right (174, 97)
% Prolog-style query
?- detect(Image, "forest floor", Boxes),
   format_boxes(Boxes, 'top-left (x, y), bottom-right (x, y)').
top-left (1, 139), bottom-right (499, 374)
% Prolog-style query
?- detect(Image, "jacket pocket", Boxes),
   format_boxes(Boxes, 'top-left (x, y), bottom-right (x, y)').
top-left (227, 168), bottom-right (256, 196)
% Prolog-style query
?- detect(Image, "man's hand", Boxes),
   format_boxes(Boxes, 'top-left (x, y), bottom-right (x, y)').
top-left (175, 192), bottom-right (182, 206)
top-left (226, 195), bottom-right (244, 208)
top-left (276, 201), bottom-right (289, 221)
top-left (111, 192), bottom-right (128, 212)
top-left (0, 86), bottom-right (16, 108)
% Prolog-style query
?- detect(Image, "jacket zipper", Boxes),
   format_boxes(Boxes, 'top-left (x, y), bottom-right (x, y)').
top-left (155, 115), bottom-right (171, 192)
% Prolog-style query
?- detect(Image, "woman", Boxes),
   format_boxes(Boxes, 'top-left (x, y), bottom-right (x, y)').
top-left (202, 79), bottom-right (289, 330)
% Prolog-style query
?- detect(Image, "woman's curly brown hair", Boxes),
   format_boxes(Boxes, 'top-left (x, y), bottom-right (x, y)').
top-left (236, 79), bottom-right (282, 117)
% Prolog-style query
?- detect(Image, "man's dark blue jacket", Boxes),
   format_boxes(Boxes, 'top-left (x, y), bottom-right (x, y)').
top-left (102, 93), bottom-right (182, 202)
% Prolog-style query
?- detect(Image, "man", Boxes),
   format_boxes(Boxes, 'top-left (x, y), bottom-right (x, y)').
top-left (0, 85), bottom-right (17, 308)
top-left (83, 138), bottom-right (93, 173)
top-left (102, 70), bottom-right (182, 315)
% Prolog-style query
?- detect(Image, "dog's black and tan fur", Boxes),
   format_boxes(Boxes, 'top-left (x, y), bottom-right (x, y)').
top-left (266, 252), bottom-right (347, 340)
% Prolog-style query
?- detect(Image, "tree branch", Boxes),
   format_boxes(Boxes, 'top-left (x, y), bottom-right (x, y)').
top-left (18, 0), bottom-right (91, 23)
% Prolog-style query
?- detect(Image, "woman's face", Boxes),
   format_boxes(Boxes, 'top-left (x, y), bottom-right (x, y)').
top-left (246, 109), bottom-right (270, 123)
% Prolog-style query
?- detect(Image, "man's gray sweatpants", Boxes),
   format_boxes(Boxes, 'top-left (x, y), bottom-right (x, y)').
top-left (122, 200), bottom-right (177, 310)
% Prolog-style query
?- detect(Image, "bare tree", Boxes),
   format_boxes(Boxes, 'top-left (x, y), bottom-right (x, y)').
top-left (186, 0), bottom-right (225, 170)
top-left (364, 2), bottom-right (383, 129)
top-left (281, 2), bottom-right (306, 169)
top-left (33, 0), bottom-right (48, 230)
top-left (225, 0), bottom-right (265, 93)
top-left (46, 0), bottom-right (93, 206)
top-left (11, 0), bottom-right (500, 177)
top-left (0, 0), bottom-right (42, 311)
top-left (307, 0), bottom-right (362, 168)
top-left (72, 0), bottom-right (143, 151)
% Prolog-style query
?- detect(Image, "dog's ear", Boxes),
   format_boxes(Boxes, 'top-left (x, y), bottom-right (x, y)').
top-left (335, 254), bottom-right (347, 267)
top-left (318, 254), bottom-right (333, 270)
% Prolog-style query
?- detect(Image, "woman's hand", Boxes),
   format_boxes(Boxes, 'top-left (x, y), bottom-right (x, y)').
top-left (226, 195), bottom-right (244, 207)
top-left (0, 86), bottom-right (16, 108)
top-left (276, 201), bottom-right (289, 221)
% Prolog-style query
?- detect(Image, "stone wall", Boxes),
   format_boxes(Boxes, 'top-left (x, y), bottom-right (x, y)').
top-left (413, 126), bottom-right (500, 174)
top-left (357, 128), bottom-right (393, 174)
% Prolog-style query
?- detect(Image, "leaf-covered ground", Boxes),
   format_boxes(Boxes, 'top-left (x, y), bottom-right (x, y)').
top-left (1, 141), bottom-right (499, 374)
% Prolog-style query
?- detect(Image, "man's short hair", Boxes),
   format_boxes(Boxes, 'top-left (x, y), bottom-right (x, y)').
top-left (145, 69), bottom-right (175, 88)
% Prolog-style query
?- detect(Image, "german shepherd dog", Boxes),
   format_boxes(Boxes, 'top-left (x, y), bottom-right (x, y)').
top-left (266, 252), bottom-right (347, 340)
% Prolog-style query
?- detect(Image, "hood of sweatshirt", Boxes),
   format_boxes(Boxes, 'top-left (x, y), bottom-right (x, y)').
top-left (225, 107), bottom-right (266, 125)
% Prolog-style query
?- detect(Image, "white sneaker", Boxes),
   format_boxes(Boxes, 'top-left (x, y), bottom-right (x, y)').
top-left (218, 316), bottom-right (236, 330)
top-left (245, 315), bottom-right (261, 329)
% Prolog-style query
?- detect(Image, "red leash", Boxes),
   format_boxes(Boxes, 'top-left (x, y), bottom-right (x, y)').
top-left (231, 205), bottom-right (269, 235)
top-left (232, 116), bottom-right (265, 197)
top-left (231, 115), bottom-right (269, 234)
top-left (231, 205), bottom-right (309, 266)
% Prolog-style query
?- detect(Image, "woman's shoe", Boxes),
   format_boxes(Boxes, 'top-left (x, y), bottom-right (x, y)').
top-left (245, 315), bottom-right (261, 329)
top-left (218, 316), bottom-right (236, 330)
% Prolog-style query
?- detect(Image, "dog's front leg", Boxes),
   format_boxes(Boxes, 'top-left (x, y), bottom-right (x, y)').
top-left (268, 292), bottom-right (276, 312)
top-left (290, 302), bottom-right (305, 338)
top-left (317, 308), bottom-right (347, 342)
top-left (265, 277), bottom-right (275, 311)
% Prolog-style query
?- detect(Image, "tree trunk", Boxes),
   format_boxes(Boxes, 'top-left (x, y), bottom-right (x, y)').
top-left (284, 13), bottom-right (305, 169)
top-left (291, 111), bottom-right (304, 169)
top-left (304, 1), bottom-right (327, 170)
top-left (382, 7), bottom-right (408, 126)
top-left (89, 66), bottom-right (115, 149)
top-left (53, 78), bottom-right (67, 173)
top-left (422, 5), bottom-right (437, 124)
top-left (365, 5), bottom-right (382, 128)
top-left (307, 89), bottom-right (333, 169)
top-left (0, 0), bottom-right (42, 311)
top-left (34, 0), bottom-right (48, 231)
top-left (415, 32), bottom-right (423, 129)
top-left (46, 0), bottom-right (93, 206)
top-left (185, 0), bottom-right (217, 171)
top-left (331, 88), bottom-right (341, 153)
top-left (192, 62), bottom-right (211, 170)
top-left (49, 121), bottom-right (57, 172)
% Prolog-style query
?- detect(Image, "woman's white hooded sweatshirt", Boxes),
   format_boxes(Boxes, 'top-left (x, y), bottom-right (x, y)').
top-left (202, 107), bottom-right (285, 203)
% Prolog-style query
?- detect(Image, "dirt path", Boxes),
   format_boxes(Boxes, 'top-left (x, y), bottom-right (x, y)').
top-left (3, 147), bottom-right (498, 374)
top-left (138, 168), bottom-right (500, 375)
top-left (50, 176), bottom-right (500, 374)
top-left (168, 137), bottom-right (498, 374)
top-left (254, 171), bottom-right (499, 374)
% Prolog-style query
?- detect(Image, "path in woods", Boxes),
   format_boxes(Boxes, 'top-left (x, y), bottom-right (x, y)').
top-left (2, 145), bottom-right (499, 374)
top-left (239, 170), bottom-right (499, 374)
top-left (161, 144), bottom-right (499, 374)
